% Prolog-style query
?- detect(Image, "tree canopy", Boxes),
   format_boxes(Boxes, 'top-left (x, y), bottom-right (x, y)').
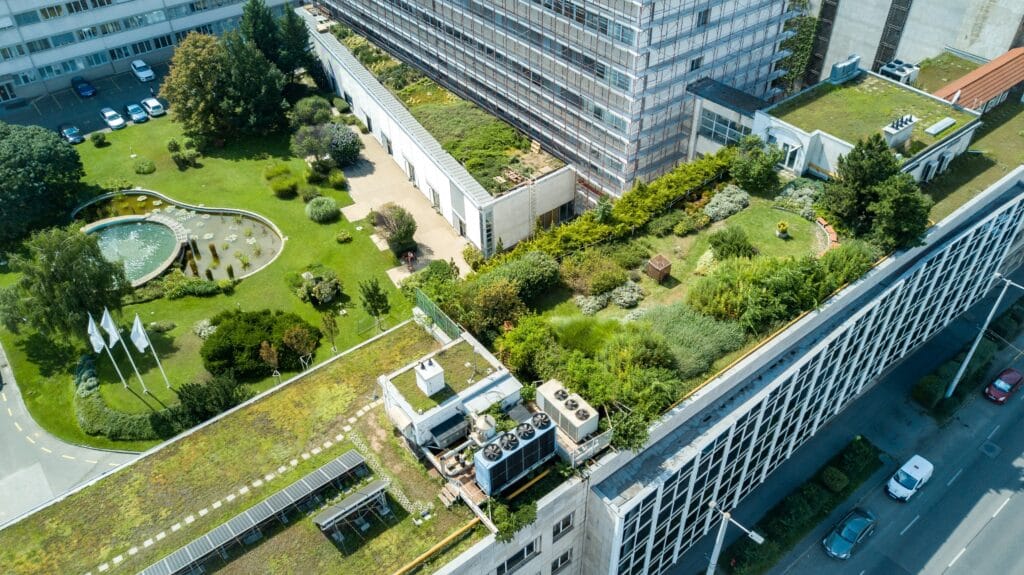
top-left (729, 135), bottom-right (784, 195)
top-left (0, 122), bottom-right (84, 246)
top-left (0, 226), bottom-right (128, 337)
top-left (239, 0), bottom-right (280, 67)
top-left (278, 7), bottom-right (313, 78)
top-left (868, 173), bottom-right (933, 252)
top-left (359, 278), bottom-right (391, 329)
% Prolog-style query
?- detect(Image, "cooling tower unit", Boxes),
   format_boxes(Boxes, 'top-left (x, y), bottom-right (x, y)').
top-left (537, 380), bottom-right (599, 442)
top-left (473, 415), bottom-right (555, 496)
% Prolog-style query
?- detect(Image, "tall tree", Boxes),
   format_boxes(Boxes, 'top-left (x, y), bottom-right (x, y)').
top-left (0, 226), bottom-right (129, 337)
top-left (282, 324), bottom-right (317, 368)
top-left (819, 134), bottom-right (902, 235)
top-left (259, 340), bottom-right (280, 377)
top-left (729, 135), bottom-right (784, 195)
top-left (868, 173), bottom-right (933, 252)
top-left (222, 31), bottom-right (287, 135)
top-left (359, 278), bottom-right (391, 330)
top-left (175, 373), bottom-right (249, 427)
top-left (239, 0), bottom-right (280, 67)
top-left (278, 7), bottom-right (313, 79)
top-left (0, 122), bottom-right (84, 245)
top-left (320, 311), bottom-right (338, 352)
top-left (160, 34), bottom-right (231, 142)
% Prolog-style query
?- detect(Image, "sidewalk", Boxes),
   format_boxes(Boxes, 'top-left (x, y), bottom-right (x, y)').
top-left (670, 267), bottom-right (1024, 575)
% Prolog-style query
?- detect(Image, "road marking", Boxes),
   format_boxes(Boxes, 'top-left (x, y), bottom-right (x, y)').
top-left (987, 424), bottom-right (1001, 440)
top-left (25, 436), bottom-right (35, 444)
top-left (949, 548), bottom-right (967, 567)
top-left (948, 468), bottom-right (964, 486)
top-left (900, 515), bottom-right (920, 535)
top-left (61, 454), bottom-right (76, 461)
top-left (40, 446), bottom-right (52, 454)
top-left (13, 421), bottom-right (21, 432)
top-left (85, 459), bottom-right (98, 464)
top-left (2, 391), bottom-right (6, 402)
top-left (994, 497), bottom-right (1011, 517)
top-left (108, 462), bottom-right (119, 467)
top-left (6, 407), bottom-right (11, 416)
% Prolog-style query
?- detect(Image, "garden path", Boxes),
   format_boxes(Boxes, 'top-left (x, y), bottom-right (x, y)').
top-left (341, 133), bottom-right (471, 285)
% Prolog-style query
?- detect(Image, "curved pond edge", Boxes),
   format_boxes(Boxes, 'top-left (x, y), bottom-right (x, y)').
top-left (73, 188), bottom-right (287, 283)
top-left (81, 215), bottom-right (186, 288)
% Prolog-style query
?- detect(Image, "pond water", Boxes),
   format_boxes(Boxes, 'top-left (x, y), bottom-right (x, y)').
top-left (90, 221), bottom-right (178, 284)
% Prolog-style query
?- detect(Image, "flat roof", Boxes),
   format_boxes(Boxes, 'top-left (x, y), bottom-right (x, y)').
top-left (314, 479), bottom-right (390, 529)
top-left (687, 77), bottom-right (768, 116)
top-left (769, 72), bottom-right (977, 152)
top-left (390, 339), bottom-right (494, 412)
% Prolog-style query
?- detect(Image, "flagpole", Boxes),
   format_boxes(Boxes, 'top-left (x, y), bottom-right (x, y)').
top-left (105, 344), bottom-right (128, 389)
top-left (88, 313), bottom-right (127, 389)
top-left (119, 337), bottom-right (149, 395)
top-left (147, 336), bottom-right (171, 390)
top-left (132, 315), bottom-right (170, 390)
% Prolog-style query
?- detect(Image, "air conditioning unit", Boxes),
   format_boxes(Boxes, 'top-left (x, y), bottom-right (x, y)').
top-left (536, 380), bottom-right (599, 443)
top-left (414, 358), bottom-right (445, 396)
top-left (879, 60), bottom-right (919, 85)
top-left (473, 418), bottom-right (555, 496)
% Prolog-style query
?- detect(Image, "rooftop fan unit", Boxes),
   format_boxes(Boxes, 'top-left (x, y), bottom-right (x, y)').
top-left (537, 380), bottom-right (601, 443)
top-left (554, 389), bottom-right (569, 401)
top-left (499, 432), bottom-right (519, 451)
top-left (483, 444), bottom-right (503, 461)
top-left (531, 412), bottom-right (551, 430)
top-left (575, 408), bottom-right (590, 421)
top-left (516, 423), bottom-right (536, 440)
top-left (474, 418), bottom-right (556, 495)
top-left (565, 398), bottom-right (579, 410)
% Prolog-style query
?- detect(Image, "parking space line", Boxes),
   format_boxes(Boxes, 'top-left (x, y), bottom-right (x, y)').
top-left (40, 446), bottom-right (52, 454)
top-left (993, 497), bottom-right (1010, 517)
top-left (25, 435), bottom-right (35, 444)
top-left (949, 548), bottom-right (967, 567)
top-left (61, 454), bottom-right (76, 461)
top-left (987, 424), bottom-right (1001, 440)
top-left (2, 391), bottom-right (7, 402)
top-left (85, 459), bottom-right (98, 464)
top-left (13, 421), bottom-right (21, 432)
top-left (947, 468), bottom-right (964, 486)
top-left (6, 407), bottom-right (11, 416)
top-left (900, 514), bottom-right (920, 535)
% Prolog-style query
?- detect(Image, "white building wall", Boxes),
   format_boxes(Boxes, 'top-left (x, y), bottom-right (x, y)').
top-left (489, 167), bottom-right (576, 249)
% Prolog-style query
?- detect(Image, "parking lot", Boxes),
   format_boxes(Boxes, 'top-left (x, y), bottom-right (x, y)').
top-left (0, 62), bottom-right (168, 134)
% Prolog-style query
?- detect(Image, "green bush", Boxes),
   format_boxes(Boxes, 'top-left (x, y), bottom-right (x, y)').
top-left (299, 184), bottom-right (322, 202)
top-left (270, 177), bottom-right (299, 199)
top-left (305, 196), bottom-right (340, 223)
top-left (333, 97), bottom-right (351, 113)
top-left (911, 374), bottom-right (946, 410)
top-left (354, 118), bottom-right (369, 134)
top-left (74, 356), bottom-right (176, 440)
top-left (288, 95), bottom-right (333, 128)
top-left (166, 138), bottom-right (181, 153)
top-left (561, 250), bottom-right (626, 295)
top-left (148, 320), bottom-right (176, 333)
top-left (643, 303), bottom-right (746, 380)
top-left (646, 210), bottom-right (686, 237)
top-left (200, 309), bottom-right (319, 379)
top-left (162, 270), bottom-right (224, 299)
top-left (90, 132), bottom-right (106, 147)
top-left (378, 203), bottom-right (418, 255)
top-left (335, 230), bottom-right (352, 243)
top-left (328, 168), bottom-right (348, 190)
top-left (263, 162), bottom-right (291, 181)
top-left (463, 245), bottom-right (485, 270)
top-left (478, 251), bottom-right (560, 302)
top-left (708, 227), bottom-right (757, 259)
top-left (704, 184), bottom-right (750, 221)
top-left (598, 241), bottom-right (650, 270)
top-left (306, 168), bottom-right (327, 185)
top-left (820, 466), bottom-right (850, 493)
top-left (133, 158), bottom-right (156, 175)
top-left (590, 267), bottom-right (628, 295)
top-left (672, 212), bottom-right (711, 236)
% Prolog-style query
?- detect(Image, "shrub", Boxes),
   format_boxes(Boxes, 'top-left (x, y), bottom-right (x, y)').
top-left (820, 466), bottom-right (850, 494)
top-left (646, 210), bottom-right (686, 237)
top-left (478, 251), bottom-right (561, 302)
top-left (299, 185), bottom-right (321, 202)
top-left (306, 168), bottom-right (327, 184)
top-left (306, 196), bottom-right (340, 223)
top-left (328, 168), bottom-right (348, 190)
top-left (263, 162), bottom-right (291, 181)
top-left (74, 356), bottom-right (176, 440)
top-left (574, 294), bottom-right (609, 315)
top-left (294, 266), bottom-right (343, 305)
top-left (333, 97), bottom-right (351, 113)
top-left (335, 230), bottom-right (352, 243)
top-left (775, 178), bottom-right (822, 220)
top-left (703, 184), bottom-right (750, 221)
top-left (133, 158), bottom-right (156, 175)
top-left (355, 118), bottom-right (369, 134)
top-left (708, 227), bottom-right (756, 259)
top-left (694, 249), bottom-right (716, 276)
top-left (90, 132), bottom-right (106, 147)
top-left (463, 245), bottom-right (485, 270)
top-left (378, 203), bottom-right (418, 255)
top-left (672, 212), bottom-right (711, 236)
top-left (200, 309), bottom-right (319, 379)
top-left (642, 304), bottom-right (745, 380)
top-left (162, 270), bottom-right (224, 299)
top-left (561, 250), bottom-right (625, 295)
top-left (167, 138), bottom-right (181, 153)
top-left (271, 177), bottom-right (299, 199)
top-left (289, 95), bottom-right (333, 128)
top-left (608, 281), bottom-right (644, 308)
top-left (182, 149), bottom-right (200, 168)
top-left (148, 320), bottom-right (176, 333)
top-left (599, 241), bottom-right (650, 270)
top-left (193, 318), bottom-right (217, 339)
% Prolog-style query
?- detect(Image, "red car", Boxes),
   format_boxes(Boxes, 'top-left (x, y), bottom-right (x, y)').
top-left (984, 368), bottom-right (1023, 404)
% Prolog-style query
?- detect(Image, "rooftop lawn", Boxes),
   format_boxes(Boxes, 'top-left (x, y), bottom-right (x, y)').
top-left (914, 52), bottom-right (981, 93)
top-left (926, 101), bottom-right (1024, 221)
top-left (390, 339), bottom-right (490, 412)
top-left (0, 321), bottom-right (447, 575)
top-left (331, 25), bottom-right (563, 196)
top-left (0, 118), bottom-right (411, 448)
top-left (770, 73), bottom-right (976, 150)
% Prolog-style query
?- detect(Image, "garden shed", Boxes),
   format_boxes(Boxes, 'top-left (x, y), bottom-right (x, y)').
top-left (646, 254), bottom-right (671, 283)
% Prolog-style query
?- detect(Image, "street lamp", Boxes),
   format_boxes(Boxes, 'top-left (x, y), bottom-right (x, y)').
top-left (705, 501), bottom-right (764, 575)
top-left (945, 273), bottom-right (1024, 398)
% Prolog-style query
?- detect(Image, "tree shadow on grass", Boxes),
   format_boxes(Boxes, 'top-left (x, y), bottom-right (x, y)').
top-left (16, 332), bottom-right (79, 378)
top-left (922, 153), bottom-right (998, 207)
top-left (201, 132), bottom-right (295, 162)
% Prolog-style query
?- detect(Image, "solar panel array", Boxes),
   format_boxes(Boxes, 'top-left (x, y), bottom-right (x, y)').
top-left (313, 479), bottom-right (389, 530)
top-left (139, 450), bottom-right (367, 575)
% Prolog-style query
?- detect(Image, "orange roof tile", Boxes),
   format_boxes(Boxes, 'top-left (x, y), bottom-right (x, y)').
top-left (933, 48), bottom-right (1024, 111)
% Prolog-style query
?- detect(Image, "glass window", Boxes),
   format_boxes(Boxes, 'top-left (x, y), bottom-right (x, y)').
top-left (40, 6), bottom-right (65, 20)
top-left (26, 39), bottom-right (53, 54)
top-left (697, 8), bottom-right (710, 27)
top-left (552, 549), bottom-right (573, 574)
top-left (496, 537), bottom-right (541, 575)
top-left (15, 12), bottom-right (42, 26)
top-left (553, 512), bottom-right (574, 541)
top-left (51, 32), bottom-right (76, 47)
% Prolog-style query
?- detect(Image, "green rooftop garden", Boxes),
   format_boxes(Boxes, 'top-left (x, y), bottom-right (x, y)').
top-left (0, 321), bottom-right (478, 575)
top-left (330, 24), bottom-right (563, 196)
top-left (390, 339), bottom-right (491, 412)
top-left (770, 73), bottom-right (976, 151)
top-left (914, 52), bottom-right (980, 93)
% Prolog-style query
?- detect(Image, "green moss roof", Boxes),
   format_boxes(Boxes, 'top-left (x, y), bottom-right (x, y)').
top-left (390, 340), bottom-right (491, 412)
top-left (914, 52), bottom-right (981, 93)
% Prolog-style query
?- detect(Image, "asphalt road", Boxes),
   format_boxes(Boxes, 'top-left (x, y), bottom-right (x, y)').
top-left (0, 340), bottom-right (136, 527)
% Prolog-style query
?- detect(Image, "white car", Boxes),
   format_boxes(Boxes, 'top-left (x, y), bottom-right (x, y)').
top-left (100, 107), bottom-right (126, 130)
top-left (130, 59), bottom-right (155, 82)
top-left (886, 455), bottom-right (933, 501)
top-left (140, 97), bottom-right (165, 117)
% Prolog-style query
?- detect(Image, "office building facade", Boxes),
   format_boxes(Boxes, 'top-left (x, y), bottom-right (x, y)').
top-left (316, 0), bottom-right (793, 196)
top-left (0, 0), bottom-right (288, 109)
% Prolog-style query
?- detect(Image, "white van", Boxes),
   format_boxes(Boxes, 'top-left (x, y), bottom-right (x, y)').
top-left (886, 455), bottom-right (933, 501)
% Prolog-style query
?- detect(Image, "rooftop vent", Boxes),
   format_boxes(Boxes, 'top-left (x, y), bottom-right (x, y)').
top-left (531, 412), bottom-right (551, 429)
top-left (499, 432), bottom-right (519, 451)
top-left (516, 423), bottom-right (536, 440)
top-left (483, 443), bottom-right (503, 461)
top-left (575, 408), bottom-right (590, 421)
top-left (414, 357), bottom-right (445, 397)
top-left (565, 398), bottom-right (579, 411)
top-left (554, 389), bottom-right (569, 401)
top-left (882, 114), bottom-right (918, 149)
top-left (829, 54), bottom-right (861, 84)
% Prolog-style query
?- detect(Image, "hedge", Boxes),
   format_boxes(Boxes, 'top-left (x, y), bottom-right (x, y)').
top-left (74, 355), bottom-right (177, 441)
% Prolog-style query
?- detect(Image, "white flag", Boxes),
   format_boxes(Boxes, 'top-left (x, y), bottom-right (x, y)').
top-left (100, 308), bottom-right (120, 347)
top-left (130, 314), bottom-right (150, 353)
top-left (87, 314), bottom-right (106, 354)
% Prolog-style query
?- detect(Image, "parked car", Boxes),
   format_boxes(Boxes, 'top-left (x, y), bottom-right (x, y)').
top-left (100, 107), bottom-right (126, 130)
top-left (57, 124), bottom-right (84, 144)
top-left (984, 368), bottom-right (1023, 404)
top-left (130, 59), bottom-right (155, 82)
top-left (140, 97), bottom-right (165, 117)
top-left (886, 455), bottom-right (933, 501)
top-left (71, 76), bottom-right (96, 97)
top-left (822, 508), bottom-right (876, 559)
top-left (124, 103), bottom-right (149, 123)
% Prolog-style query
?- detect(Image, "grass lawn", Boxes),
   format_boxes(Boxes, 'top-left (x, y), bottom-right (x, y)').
top-left (914, 52), bottom-right (980, 93)
top-left (0, 321), bottom-right (443, 575)
top-left (0, 118), bottom-right (411, 448)
top-left (926, 102), bottom-right (1024, 221)
top-left (390, 339), bottom-right (486, 412)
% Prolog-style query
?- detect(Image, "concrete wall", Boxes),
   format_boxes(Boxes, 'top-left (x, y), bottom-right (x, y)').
top-left (488, 167), bottom-right (576, 249)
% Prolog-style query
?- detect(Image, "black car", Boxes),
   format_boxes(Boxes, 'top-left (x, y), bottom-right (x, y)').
top-left (822, 508), bottom-right (876, 560)
top-left (71, 76), bottom-right (96, 98)
top-left (58, 124), bottom-right (84, 144)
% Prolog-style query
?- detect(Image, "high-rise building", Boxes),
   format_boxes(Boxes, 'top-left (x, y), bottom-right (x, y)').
top-left (315, 0), bottom-right (794, 196)
top-left (0, 0), bottom-right (289, 108)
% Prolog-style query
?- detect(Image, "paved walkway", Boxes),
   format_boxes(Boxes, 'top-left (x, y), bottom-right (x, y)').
top-left (341, 133), bottom-right (471, 285)
top-left (0, 340), bottom-right (136, 527)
